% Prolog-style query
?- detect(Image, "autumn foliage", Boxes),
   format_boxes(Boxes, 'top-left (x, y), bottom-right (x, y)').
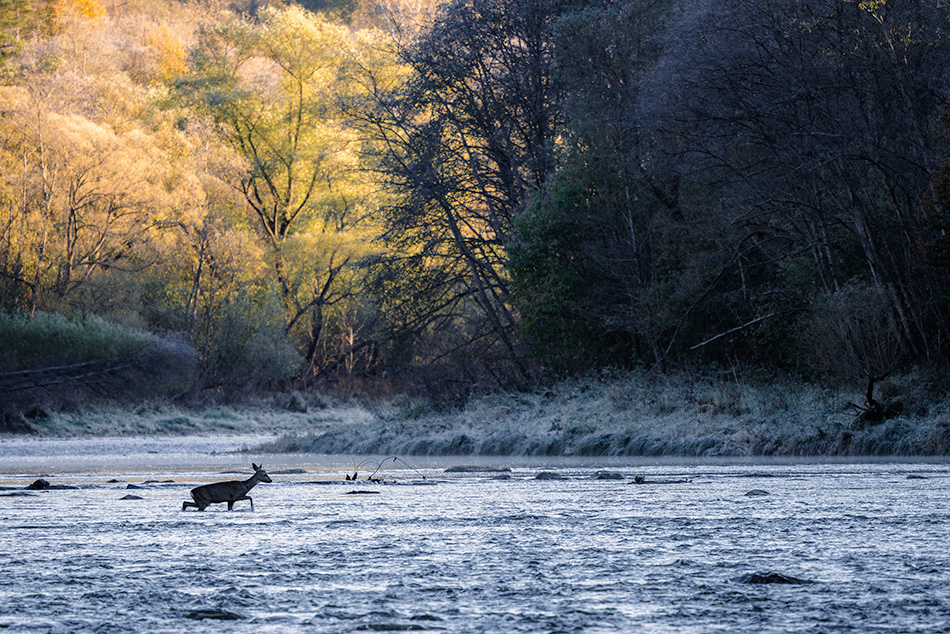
top-left (34, 0), bottom-right (104, 34)
top-left (0, 0), bottom-right (948, 408)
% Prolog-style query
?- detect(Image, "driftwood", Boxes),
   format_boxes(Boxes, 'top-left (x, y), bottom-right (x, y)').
top-left (631, 477), bottom-right (691, 485)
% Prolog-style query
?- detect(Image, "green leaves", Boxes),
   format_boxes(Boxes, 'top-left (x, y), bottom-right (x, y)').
top-left (0, 0), bottom-right (31, 66)
top-left (509, 152), bottom-right (642, 374)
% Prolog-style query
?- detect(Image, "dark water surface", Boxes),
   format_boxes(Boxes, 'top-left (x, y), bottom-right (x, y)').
top-left (1, 437), bottom-right (949, 632)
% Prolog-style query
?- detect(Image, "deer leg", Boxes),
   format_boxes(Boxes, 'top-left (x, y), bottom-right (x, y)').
top-left (230, 495), bottom-right (253, 510)
top-left (227, 500), bottom-right (235, 511)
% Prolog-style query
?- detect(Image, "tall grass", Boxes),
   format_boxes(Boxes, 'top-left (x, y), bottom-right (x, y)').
top-left (0, 311), bottom-right (197, 408)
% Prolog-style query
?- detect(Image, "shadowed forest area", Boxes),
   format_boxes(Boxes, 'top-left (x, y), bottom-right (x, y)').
top-left (1, 0), bottom-right (949, 441)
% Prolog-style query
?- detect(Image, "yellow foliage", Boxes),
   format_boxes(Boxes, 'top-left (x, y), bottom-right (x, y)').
top-left (35, 0), bottom-right (106, 34)
top-left (0, 0), bottom-right (402, 371)
top-left (857, 0), bottom-right (887, 12)
top-left (145, 24), bottom-right (188, 82)
top-left (68, 0), bottom-right (105, 19)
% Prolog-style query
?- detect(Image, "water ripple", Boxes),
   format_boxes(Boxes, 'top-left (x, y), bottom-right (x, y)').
top-left (2, 460), bottom-right (950, 632)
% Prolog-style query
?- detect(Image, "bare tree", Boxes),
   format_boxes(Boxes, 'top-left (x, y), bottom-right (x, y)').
top-left (353, 0), bottom-right (577, 381)
top-left (640, 0), bottom-right (950, 366)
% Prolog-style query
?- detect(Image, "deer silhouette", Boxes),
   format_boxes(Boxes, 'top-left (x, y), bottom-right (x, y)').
top-left (182, 463), bottom-right (272, 511)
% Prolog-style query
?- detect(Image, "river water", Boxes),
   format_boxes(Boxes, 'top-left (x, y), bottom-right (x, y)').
top-left (1, 436), bottom-right (949, 633)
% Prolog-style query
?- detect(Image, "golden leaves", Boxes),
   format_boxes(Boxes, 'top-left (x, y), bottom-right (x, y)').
top-left (34, 0), bottom-right (105, 35)
top-left (145, 24), bottom-right (188, 82)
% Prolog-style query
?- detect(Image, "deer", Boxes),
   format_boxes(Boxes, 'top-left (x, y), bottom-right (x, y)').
top-left (182, 463), bottom-right (272, 511)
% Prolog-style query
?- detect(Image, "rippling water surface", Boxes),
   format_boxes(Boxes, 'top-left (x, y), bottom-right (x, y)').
top-left (1, 437), bottom-right (950, 633)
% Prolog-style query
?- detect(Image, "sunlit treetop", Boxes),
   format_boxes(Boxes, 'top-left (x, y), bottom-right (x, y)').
top-left (33, 0), bottom-right (106, 35)
top-left (145, 24), bottom-right (188, 83)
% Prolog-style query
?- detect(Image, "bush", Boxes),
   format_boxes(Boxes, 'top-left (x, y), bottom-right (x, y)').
top-left (195, 295), bottom-right (303, 396)
top-left (508, 154), bottom-right (642, 375)
top-left (0, 310), bottom-right (198, 407)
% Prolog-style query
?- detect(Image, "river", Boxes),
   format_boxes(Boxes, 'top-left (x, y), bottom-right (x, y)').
top-left (1, 436), bottom-right (948, 632)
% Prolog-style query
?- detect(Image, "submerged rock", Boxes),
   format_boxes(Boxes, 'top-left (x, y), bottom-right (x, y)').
top-left (745, 489), bottom-right (769, 496)
top-left (185, 609), bottom-right (245, 621)
top-left (535, 471), bottom-right (564, 480)
top-left (444, 465), bottom-right (512, 473)
top-left (737, 572), bottom-right (813, 585)
top-left (594, 471), bottom-right (625, 480)
top-left (120, 494), bottom-right (144, 500)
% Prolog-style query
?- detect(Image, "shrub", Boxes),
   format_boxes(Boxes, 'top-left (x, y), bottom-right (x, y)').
top-left (194, 296), bottom-right (303, 396)
top-left (0, 310), bottom-right (197, 407)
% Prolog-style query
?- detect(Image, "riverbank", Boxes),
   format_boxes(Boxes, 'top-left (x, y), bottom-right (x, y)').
top-left (3, 370), bottom-right (949, 457)
top-left (0, 396), bottom-right (375, 438)
top-left (260, 371), bottom-right (950, 457)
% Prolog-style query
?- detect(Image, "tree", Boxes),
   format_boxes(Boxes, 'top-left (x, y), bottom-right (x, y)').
top-left (510, 155), bottom-right (641, 374)
top-left (639, 0), bottom-right (950, 370)
top-left (179, 7), bottom-right (382, 376)
top-left (0, 81), bottom-right (175, 316)
top-left (509, 0), bottom-right (674, 372)
top-left (0, 0), bottom-right (31, 66)
top-left (354, 0), bottom-right (578, 382)
top-left (32, 0), bottom-right (105, 36)
top-left (920, 106), bottom-right (950, 337)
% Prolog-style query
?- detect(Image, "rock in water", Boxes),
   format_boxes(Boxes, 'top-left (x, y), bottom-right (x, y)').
top-left (745, 489), bottom-right (769, 496)
top-left (535, 471), bottom-right (564, 480)
top-left (27, 479), bottom-right (50, 490)
top-left (595, 471), bottom-right (625, 480)
top-left (444, 465), bottom-right (512, 473)
top-left (737, 572), bottom-right (813, 585)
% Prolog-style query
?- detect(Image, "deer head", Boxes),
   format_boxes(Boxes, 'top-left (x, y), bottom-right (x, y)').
top-left (253, 463), bottom-right (273, 483)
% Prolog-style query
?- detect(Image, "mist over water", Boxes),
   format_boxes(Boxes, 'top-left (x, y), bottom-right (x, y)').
top-left (2, 437), bottom-right (950, 633)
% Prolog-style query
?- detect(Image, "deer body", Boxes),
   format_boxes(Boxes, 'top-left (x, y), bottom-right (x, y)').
top-left (182, 464), bottom-right (272, 511)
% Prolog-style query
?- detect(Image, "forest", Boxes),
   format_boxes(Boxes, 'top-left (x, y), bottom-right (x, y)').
top-left (0, 0), bottom-right (948, 417)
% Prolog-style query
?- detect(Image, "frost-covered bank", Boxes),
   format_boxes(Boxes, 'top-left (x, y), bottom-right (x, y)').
top-left (4, 371), bottom-right (950, 457)
top-left (262, 373), bottom-right (950, 457)
top-left (0, 397), bottom-right (377, 438)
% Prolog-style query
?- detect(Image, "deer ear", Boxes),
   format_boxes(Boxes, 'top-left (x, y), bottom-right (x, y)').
top-left (253, 463), bottom-right (259, 470)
